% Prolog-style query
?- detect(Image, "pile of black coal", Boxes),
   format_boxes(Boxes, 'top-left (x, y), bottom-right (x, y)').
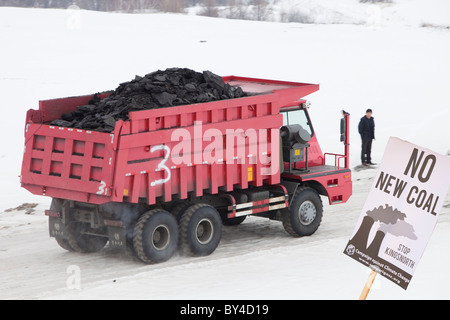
top-left (50, 68), bottom-right (247, 133)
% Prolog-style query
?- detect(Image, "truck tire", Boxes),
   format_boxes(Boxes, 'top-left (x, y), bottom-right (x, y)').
top-left (282, 187), bottom-right (323, 237)
top-left (67, 222), bottom-right (108, 253)
top-left (49, 198), bottom-right (75, 252)
top-left (171, 201), bottom-right (192, 222)
top-left (179, 203), bottom-right (222, 257)
top-left (133, 209), bottom-right (179, 264)
top-left (54, 233), bottom-right (75, 252)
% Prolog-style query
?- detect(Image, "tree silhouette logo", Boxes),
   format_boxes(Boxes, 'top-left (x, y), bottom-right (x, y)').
top-left (350, 204), bottom-right (417, 258)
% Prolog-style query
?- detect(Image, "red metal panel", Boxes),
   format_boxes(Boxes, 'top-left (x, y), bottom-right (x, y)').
top-left (114, 110), bottom-right (282, 204)
top-left (36, 93), bottom-right (111, 124)
top-left (61, 139), bottom-right (74, 178)
top-left (147, 171), bottom-right (156, 204)
top-left (81, 141), bottom-right (93, 181)
top-left (41, 136), bottom-right (53, 175)
top-left (164, 171), bottom-right (172, 202)
top-left (179, 166), bottom-right (188, 199)
top-left (195, 165), bottom-right (203, 197)
top-left (225, 164), bottom-right (234, 192)
top-left (210, 163), bottom-right (218, 194)
top-left (21, 124), bottom-right (116, 204)
top-left (240, 164), bottom-right (248, 190)
top-left (222, 76), bottom-right (319, 108)
top-left (131, 174), bottom-right (141, 203)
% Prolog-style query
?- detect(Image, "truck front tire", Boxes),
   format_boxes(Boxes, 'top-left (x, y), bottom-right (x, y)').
top-left (179, 203), bottom-right (222, 257)
top-left (133, 209), bottom-right (179, 264)
top-left (282, 187), bottom-right (323, 237)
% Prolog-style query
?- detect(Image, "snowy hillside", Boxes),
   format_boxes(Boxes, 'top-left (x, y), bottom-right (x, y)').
top-left (0, 1), bottom-right (450, 299)
top-left (272, 0), bottom-right (450, 26)
top-left (189, 0), bottom-right (450, 28)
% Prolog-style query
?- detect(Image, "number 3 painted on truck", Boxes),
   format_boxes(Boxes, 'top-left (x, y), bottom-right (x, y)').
top-left (97, 181), bottom-right (107, 195)
top-left (150, 145), bottom-right (171, 187)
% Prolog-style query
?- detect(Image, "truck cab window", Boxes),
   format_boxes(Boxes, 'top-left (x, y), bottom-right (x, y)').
top-left (282, 109), bottom-right (313, 137)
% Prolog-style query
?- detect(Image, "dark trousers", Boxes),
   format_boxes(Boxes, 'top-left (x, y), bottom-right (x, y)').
top-left (361, 138), bottom-right (373, 163)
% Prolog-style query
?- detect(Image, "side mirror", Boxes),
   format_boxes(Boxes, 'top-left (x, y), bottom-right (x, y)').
top-left (340, 117), bottom-right (346, 143)
top-left (341, 110), bottom-right (350, 169)
top-left (340, 110), bottom-right (349, 143)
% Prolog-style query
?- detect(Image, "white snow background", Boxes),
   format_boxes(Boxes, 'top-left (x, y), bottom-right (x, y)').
top-left (0, 0), bottom-right (450, 299)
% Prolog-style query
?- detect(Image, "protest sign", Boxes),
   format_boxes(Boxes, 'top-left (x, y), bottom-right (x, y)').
top-left (344, 137), bottom-right (450, 290)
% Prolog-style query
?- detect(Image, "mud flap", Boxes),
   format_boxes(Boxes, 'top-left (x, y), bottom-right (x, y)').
top-left (107, 226), bottom-right (127, 249)
top-left (49, 217), bottom-right (67, 239)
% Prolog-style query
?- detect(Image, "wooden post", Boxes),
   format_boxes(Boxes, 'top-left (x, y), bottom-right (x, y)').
top-left (359, 270), bottom-right (377, 300)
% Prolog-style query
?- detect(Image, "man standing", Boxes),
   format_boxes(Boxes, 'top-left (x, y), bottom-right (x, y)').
top-left (358, 108), bottom-right (375, 166)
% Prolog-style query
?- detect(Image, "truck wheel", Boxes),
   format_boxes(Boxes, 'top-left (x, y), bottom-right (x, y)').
top-left (54, 235), bottom-right (75, 252)
top-left (171, 201), bottom-right (192, 222)
top-left (179, 203), bottom-right (222, 257)
top-left (67, 222), bottom-right (108, 253)
top-left (133, 209), bottom-right (179, 264)
top-left (282, 187), bottom-right (323, 237)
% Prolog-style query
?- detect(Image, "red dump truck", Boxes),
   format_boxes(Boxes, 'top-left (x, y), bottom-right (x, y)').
top-left (21, 76), bottom-right (352, 263)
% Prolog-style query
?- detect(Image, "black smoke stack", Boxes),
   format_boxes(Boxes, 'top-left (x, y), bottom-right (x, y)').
top-left (366, 230), bottom-right (386, 258)
top-left (350, 216), bottom-right (375, 249)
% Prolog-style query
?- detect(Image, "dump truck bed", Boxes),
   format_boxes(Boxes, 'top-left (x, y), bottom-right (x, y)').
top-left (21, 76), bottom-right (319, 205)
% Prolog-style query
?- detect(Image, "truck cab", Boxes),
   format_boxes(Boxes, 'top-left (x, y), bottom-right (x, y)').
top-left (280, 103), bottom-right (352, 206)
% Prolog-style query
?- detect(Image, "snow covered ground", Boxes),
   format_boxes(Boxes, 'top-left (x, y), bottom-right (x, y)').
top-left (0, 1), bottom-right (449, 299)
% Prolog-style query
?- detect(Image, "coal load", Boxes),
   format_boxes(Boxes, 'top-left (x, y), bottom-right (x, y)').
top-left (51, 68), bottom-right (247, 133)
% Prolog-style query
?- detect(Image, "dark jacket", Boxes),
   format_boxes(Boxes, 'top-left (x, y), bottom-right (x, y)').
top-left (358, 116), bottom-right (375, 140)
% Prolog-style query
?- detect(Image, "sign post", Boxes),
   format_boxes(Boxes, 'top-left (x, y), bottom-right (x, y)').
top-left (344, 137), bottom-right (450, 294)
top-left (359, 270), bottom-right (377, 300)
